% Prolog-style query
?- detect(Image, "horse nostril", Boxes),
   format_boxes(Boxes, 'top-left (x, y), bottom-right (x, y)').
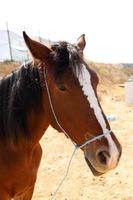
top-left (97, 151), bottom-right (109, 165)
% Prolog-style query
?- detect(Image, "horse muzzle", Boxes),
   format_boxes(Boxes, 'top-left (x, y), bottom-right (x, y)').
top-left (84, 144), bottom-right (122, 176)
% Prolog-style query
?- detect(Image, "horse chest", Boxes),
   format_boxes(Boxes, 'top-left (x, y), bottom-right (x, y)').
top-left (0, 144), bottom-right (42, 197)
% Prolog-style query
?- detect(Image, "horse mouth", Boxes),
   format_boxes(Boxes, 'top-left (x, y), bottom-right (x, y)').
top-left (85, 157), bottom-right (105, 176)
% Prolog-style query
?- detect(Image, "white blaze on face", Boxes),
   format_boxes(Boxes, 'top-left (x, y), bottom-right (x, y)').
top-left (76, 64), bottom-right (119, 168)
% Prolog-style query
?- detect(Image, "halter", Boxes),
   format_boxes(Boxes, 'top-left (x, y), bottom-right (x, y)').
top-left (39, 65), bottom-right (111, 149)
top-left (38, 63), bottom-right (111, 199)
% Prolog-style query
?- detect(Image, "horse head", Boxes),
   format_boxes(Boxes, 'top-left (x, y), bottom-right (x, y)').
top-left (23, 32), bottom-right (122, 176)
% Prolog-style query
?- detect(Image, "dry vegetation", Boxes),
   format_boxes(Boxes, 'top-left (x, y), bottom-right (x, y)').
top-left (0, 61), bottom-right (19, 78)
top-left (89, 62), bottom-right (133, 101)
top-left (0, 61), bottom-right (133, 200)
top-left (1, 61), bottom-right (133, 85)
top-left (89, 62), bottom-right (133, 85)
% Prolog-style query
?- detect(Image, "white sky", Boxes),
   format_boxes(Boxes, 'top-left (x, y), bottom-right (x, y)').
top-left (1, 0), bottom-right (133, 63)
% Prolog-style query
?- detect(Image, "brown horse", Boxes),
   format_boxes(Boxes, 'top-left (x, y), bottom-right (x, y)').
top-left (0, 32), bottom-right (122, 199)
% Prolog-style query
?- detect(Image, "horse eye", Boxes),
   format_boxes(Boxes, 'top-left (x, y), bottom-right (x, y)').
top-left (58, 85), bottom-right (66, 92)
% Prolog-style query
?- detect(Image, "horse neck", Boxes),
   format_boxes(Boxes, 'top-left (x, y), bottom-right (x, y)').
top-left (27, 91), bottom-right (50, 146)
top-left (28, 87), bottom-right (63, 146)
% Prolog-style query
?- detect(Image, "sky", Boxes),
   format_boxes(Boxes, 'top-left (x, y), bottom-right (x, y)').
top-left (1, 0), bottom-right (133, 63)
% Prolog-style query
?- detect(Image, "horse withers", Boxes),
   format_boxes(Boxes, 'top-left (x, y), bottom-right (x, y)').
top-left (0, 32), bottom-right (122, 199)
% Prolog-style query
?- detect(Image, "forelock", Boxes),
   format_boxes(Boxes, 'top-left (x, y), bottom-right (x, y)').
top-left (50, 41), bottom-right (82, 77)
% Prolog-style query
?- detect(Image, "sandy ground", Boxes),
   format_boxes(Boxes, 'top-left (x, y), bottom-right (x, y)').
top-left (32, 85), bottom-right (133, 200)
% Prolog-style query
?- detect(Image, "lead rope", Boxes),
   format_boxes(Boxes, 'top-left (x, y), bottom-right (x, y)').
top-left (43, 68), bottom-right (78, 200)
top-left (43, 67), bottom-right (111, 200)
top-left (51, 147), bottom-right (77, 200)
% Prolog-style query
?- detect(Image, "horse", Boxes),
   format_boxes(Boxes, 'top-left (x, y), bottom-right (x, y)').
top-left (0, 31), bottom-right (122, 199)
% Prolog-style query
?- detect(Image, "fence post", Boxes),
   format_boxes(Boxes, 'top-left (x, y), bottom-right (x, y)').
top-left (6, 22), bottom-right (13, 61)
top-left (38, 30), bottom-right (42, 43)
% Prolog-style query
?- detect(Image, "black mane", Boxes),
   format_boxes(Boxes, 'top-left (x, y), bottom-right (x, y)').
top-left (0, 62), bottom-right (42, 146)
top-left (0, 41), bottom-right (83, 147)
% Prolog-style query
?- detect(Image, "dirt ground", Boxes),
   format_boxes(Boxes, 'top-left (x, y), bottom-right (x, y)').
top-left (32, 85), bottom-right (133, 200)
top-left (0, 62), bottom-right (133, 200)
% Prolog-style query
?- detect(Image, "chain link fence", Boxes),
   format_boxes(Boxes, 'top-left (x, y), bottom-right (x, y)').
top-left (0, 29), bottom-right (28, 62)
top-left (0, 24), bottom-right (51, 62)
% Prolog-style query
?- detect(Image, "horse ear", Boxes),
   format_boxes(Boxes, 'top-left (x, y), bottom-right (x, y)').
top-left (76, 34), bottom-right (86, 51)
top-left (23, 31), bottom-right (52, 62)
